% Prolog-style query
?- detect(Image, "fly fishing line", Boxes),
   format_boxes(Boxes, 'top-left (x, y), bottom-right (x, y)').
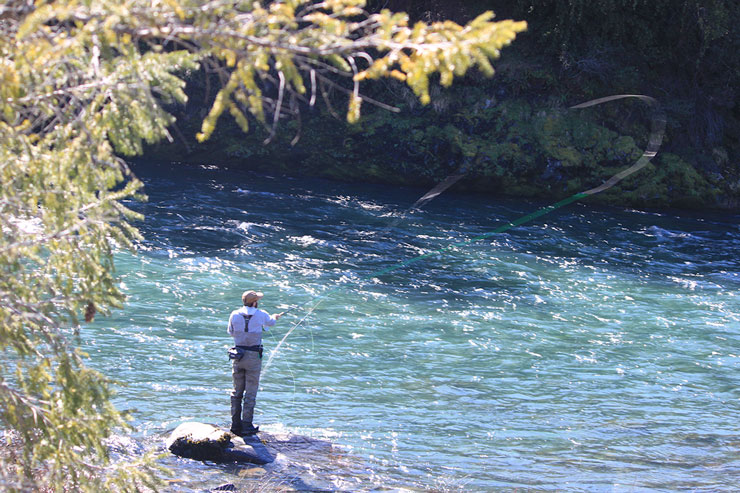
top-left (263, 94), bottom-right (666, 375)
top-left (379, 161), bottom-right (471, 234)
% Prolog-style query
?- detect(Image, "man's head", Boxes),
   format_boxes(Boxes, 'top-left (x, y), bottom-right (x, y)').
top-left (242, 290), bottom-right (263, 307)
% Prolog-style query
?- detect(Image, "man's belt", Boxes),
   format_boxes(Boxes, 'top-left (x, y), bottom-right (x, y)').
top-left (236, 345), bottom-right (263, 352)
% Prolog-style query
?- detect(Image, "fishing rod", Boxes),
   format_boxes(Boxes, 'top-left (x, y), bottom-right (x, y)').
top-left (275, 297), bottom-right (322, 318)
top-left (263, 94), bottom-right (666, 374)
top-left (275, 305), bottom-right (303, 317)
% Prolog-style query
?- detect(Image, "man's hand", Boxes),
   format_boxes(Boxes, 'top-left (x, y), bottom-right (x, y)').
top-left (275, 312), bottom-right (284, 320)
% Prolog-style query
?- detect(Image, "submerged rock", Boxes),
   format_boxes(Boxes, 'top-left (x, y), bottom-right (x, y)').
top-left (211, 484), bottom-right (237, 492)
top-left (166, 422), bottom-right (274, 465)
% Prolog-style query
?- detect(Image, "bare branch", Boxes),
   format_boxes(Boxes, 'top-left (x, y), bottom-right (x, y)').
top-left (264, 71), bottom-right (286, 145)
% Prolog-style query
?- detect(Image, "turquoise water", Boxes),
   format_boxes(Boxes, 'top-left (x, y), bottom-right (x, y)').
top-left (85, 162), bottom-right (740, 491)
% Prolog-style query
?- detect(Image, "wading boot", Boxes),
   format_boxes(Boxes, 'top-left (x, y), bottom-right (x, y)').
top-left (240, 401), bottom-right (259, 435)
top-left (240, 423), bottom-right (259, 436)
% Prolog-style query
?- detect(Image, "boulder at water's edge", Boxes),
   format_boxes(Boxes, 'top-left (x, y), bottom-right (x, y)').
top-left (166, 422), bottom-right (273, 465)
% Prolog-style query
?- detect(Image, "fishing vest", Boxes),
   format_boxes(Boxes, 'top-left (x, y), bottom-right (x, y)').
top-left (230, 310), bottom-right (262, 347)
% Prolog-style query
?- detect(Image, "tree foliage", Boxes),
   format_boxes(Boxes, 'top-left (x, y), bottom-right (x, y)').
top-left (0, 0), bottom-right (523, 490)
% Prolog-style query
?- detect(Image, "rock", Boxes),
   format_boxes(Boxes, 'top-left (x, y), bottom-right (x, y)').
top-left (211, 484), bottom-right (237, 492)
top-left (238, 467), bottom-right (266, 478)
top-left (166, 422), bottom-right (274, 465)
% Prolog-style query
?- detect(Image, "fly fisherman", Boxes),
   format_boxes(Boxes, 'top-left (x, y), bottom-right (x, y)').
top-left (227, 290), bottom-right (282, 436)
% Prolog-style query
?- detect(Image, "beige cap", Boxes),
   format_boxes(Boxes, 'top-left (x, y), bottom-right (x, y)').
top-left (242, 290), bottom-right (264, 306)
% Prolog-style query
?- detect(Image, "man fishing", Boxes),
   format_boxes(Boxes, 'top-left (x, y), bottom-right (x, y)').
top-left (227, 290), bottom-right (283, 436)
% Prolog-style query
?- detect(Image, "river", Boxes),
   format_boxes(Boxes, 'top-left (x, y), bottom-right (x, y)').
top-left (83, 161), bottom-right (740, 491)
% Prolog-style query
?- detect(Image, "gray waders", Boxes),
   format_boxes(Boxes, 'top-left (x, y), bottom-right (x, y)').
top-left (230, 349), bottom-right (261, 435)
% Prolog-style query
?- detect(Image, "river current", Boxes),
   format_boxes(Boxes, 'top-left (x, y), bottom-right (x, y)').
top-left (84, 161), bottom-right (740, 491)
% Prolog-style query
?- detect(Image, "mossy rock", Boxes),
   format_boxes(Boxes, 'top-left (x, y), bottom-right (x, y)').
top-left (166, 422), bottom-right (273, 465)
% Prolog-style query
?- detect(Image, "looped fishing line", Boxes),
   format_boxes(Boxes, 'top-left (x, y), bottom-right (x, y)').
top-left (379, 161), bottom-right (471, 234)
top-left (262, 94), bottom-right (666, 375)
